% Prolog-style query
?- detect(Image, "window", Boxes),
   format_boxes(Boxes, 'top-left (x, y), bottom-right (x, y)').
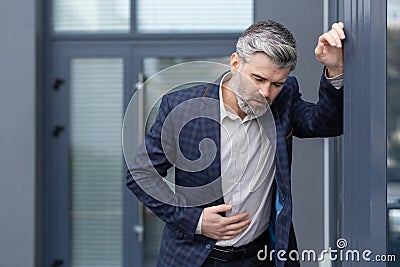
top-left (137, 0), bottom-right (253, 33)
top-left (53, 0), bottom-right (130, 33)
top-left (52, 0), bottom-right (253, 34)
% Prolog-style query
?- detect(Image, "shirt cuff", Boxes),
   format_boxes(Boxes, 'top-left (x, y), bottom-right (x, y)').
top-left (325, 69), bottom-right (344, 89)
top-left (195, 211), bottom-right (204, 234)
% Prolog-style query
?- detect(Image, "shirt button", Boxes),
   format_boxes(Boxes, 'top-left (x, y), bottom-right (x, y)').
top-left (205, 244), bottom-right (211, 250)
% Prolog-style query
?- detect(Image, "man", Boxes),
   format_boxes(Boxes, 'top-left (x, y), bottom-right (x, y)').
top-left (126, 20), bottom-right (345, 267)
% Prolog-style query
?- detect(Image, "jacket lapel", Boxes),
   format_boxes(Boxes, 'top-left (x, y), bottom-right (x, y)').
top-left (270, 103), bottom-right (293, 255)
top-left (270, 104), bottom-right (290, 191)
top-left (199, 81), bottom-right (223, 203)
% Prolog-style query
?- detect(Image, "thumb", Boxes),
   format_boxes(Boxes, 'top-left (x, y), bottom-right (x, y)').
top-left (207, 204), bottom-right (232, 213)
top-left (315, 42), bottom-right (325, 57)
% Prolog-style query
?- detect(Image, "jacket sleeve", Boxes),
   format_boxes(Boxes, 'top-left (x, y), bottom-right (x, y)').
top-left (125, 95), bottom-right (203, 241)
top-left (292, 71), bottom-right (343, 138)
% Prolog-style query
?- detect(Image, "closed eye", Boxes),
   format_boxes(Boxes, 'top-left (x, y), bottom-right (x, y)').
top-left (272, 82), bottom-right (284, 87)
top-left (253, 76), bottom-right (265, 82)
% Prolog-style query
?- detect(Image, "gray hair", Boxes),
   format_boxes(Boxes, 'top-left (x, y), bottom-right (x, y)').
top-left (236, 20), bottom-right (297, 70)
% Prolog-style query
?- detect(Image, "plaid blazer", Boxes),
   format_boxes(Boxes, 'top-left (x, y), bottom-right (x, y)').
top-left (126, 71), bottom-right (343, 267)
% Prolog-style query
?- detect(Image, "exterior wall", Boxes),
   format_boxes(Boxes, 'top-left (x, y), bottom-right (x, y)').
top-left (0, 0), bottom-right (36, 266)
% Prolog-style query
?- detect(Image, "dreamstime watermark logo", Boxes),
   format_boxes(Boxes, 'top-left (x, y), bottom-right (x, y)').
top-left (257, 238), bottom-right (397, 263)
top-left (336, 238), bottom-right (347, 249)
top-left (122, 61), bottom-right (277, 207)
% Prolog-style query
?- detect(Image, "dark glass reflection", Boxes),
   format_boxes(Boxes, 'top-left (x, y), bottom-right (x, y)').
top-left (387, 1), bottom-right (400, 265)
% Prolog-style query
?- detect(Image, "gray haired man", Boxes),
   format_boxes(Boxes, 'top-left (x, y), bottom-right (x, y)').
top-left (126, 20), bottom-right (345, 267)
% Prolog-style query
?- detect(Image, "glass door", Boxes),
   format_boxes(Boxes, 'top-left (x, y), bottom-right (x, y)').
top-left (68, 58), bottom-right (124, 267)
top-left (47, 44), bottom-right (131, 267)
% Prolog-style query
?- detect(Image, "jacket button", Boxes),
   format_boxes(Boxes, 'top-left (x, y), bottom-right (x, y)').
top-left (205, 244), bottom-right (211, 250)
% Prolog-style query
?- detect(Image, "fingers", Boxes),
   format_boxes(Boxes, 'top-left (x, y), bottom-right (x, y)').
top-left (314, 42), bottom-right (325, 57)
top-left (219, 222), bottom-right (251, 240)
top-left (314, 22), bottom-right (345, 74)
top-left (318, 33), bottom-right (338, 48)
top-left (223, 217), bottom-right (251, 232)
top-left (329, 28), bottom-right (342, 47)
top-left (201, 206), bottom-right (251, 240)
top-left (223, 211), bottom-right (250, 224)
top-left (332, 22), bottom-right (345, 39)
top-left (207, 204), bottom-right (232, 213)
top-left (318, 22), bottom-right (346, 48)
top-left (216, 216), bottom-right (251, 240)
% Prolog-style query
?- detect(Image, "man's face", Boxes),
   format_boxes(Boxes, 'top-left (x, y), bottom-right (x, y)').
top-left (230, 52), bottom-right (291, 117)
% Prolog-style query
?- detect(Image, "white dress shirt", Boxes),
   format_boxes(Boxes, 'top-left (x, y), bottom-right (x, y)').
top-left (196, 73), bottom-right (276, 247)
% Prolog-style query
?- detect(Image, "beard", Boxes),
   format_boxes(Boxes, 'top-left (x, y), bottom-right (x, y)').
top-left (230, 73), bottom-right (269, 118)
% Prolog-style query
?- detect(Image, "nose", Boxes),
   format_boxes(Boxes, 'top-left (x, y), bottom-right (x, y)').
top-left (258, 84), bottom-right (270, 98)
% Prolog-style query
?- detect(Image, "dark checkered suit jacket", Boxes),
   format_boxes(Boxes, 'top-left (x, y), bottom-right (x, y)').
top-left (126, 71), bottom-right (343, 267)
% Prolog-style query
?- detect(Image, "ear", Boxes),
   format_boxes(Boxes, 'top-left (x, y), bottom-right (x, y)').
top-left (230, 52), bottom-right (241, 71)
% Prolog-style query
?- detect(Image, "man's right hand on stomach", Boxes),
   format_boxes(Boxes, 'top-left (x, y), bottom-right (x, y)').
top-left (201, 204), bottom-right (251, 240)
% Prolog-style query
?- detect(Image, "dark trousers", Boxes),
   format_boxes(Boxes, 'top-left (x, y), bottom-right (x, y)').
top-left (202, 230), bottom-right (275, 267)
top-left (202, 254), bottom-right (275, 267)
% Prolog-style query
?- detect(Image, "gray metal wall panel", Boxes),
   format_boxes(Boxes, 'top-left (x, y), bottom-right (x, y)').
top-left (0, 0), bottom-right (36, 266)
top-left (341, 0), bottom-right (387, 266)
